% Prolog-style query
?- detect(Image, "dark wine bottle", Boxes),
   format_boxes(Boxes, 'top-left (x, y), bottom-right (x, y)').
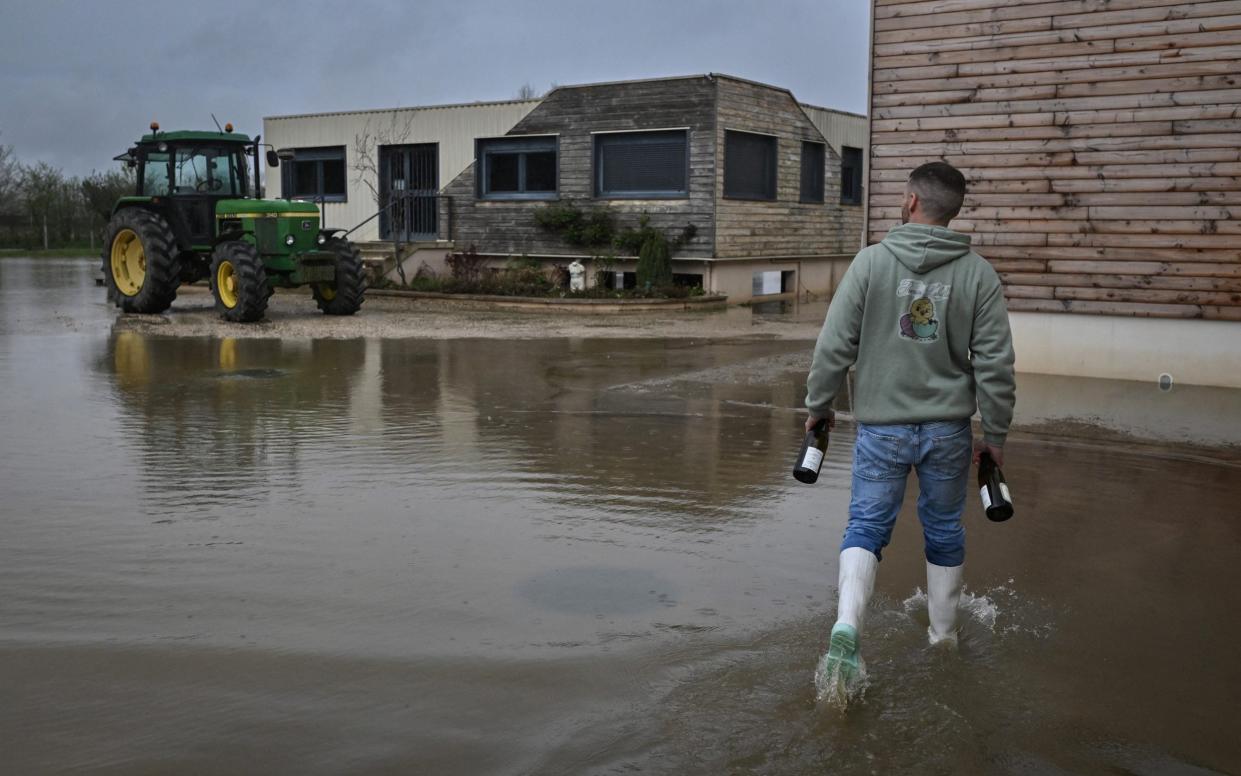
top-left (793, 418), bottom-right (829, 484)
top-left (977, 451), bottom-right (1014, 522)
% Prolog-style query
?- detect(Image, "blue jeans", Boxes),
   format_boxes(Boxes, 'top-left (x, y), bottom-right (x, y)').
top-left (842, 419), bottom-right (972, 567)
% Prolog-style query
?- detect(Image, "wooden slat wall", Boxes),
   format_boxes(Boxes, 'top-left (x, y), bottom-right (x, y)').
top-left (867, 0), bottom-right (1241, 320)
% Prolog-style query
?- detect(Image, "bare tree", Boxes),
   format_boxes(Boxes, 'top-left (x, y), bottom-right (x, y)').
top-left (352, 110), bottom-right (417, 284)
top-left (21, 161), bottom-right (62, 250)
top-left (82, 168), bottom-right (134, 249)
top-left (516, 83), bottom-right (539, 100)
top-left (0, 135), bottom-right (19, 217)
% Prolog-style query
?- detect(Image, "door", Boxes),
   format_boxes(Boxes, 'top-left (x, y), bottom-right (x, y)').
top-left (379, 144), bottom-right (438, 241)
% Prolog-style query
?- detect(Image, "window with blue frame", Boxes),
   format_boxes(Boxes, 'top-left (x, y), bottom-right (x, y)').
top-left (281, 146), bottom-right (347, 202)
top-left (477, 136), bottom-right (558, 199)
top-left (594, 130), bottom-right (689, 198)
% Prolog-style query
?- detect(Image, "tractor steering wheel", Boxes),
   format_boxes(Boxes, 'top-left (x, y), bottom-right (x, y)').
top-left (195, 178), bottom-right (222, 193)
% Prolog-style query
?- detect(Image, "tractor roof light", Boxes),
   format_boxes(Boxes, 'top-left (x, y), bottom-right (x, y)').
top-left (149, 121), bottom-right (159, 131)
top-left (224, 122), bottom-right (233, 133)
top-left (285, 234), bottom-right (296, 246)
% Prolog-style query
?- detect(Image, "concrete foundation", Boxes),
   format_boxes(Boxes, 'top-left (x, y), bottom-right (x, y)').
top-left (384, 245), bottom-right (856, 304)
top-left (1010, 312), bottom-right (1241, 390)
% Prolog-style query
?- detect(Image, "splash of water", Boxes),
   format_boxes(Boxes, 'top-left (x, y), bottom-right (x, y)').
top-left (902, 587), bottom-right (999, 630)
top-left (813, 651), bottom-right (869, 708)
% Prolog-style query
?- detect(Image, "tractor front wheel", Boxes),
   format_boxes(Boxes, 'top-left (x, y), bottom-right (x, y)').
top-left (210, 241), bottom-right (269, 323)
top-left (312, 237), bottom-right (366, 316)
top-left (101, 208), bottom-right (181, 314)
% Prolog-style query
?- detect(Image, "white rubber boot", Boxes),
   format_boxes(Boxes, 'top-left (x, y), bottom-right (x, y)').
top-left (836, 547), bottom-right (878, 632)
top-left (926, 562), bottom-right (964, 646)
top-left (822, 547), bottom-right (879, 683)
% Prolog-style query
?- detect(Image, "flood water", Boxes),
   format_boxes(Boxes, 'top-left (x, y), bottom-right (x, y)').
top-left (2, 258), bottom-right (1240, 774)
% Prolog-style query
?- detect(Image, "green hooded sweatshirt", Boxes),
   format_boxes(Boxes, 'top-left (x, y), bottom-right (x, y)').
top-left (805, 222), bottom-right (1016, 446)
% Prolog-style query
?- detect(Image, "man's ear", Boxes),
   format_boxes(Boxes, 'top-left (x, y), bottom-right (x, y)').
top-left (907, 190), bottom-right (919, 214)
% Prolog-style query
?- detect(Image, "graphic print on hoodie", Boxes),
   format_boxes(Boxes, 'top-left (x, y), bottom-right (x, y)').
top-left (897, 278), bottom-right (951, 342)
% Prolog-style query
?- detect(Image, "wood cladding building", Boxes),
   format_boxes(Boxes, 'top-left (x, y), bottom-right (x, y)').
top-left (266, 74), bottom-right (868, 302)
top-left (441, 74), bottom-right (867, 298)
top-left (867, 0), bottom-right (1241, 321)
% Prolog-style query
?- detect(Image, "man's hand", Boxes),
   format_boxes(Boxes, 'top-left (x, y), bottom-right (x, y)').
top-left (973, 440), bottom-right (1004, 468)
top-left (805, 410), bottom-right (836, 434)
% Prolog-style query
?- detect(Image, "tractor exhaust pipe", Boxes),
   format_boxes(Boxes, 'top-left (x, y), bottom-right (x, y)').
top-left (253, 134), bottom-right (262, 199)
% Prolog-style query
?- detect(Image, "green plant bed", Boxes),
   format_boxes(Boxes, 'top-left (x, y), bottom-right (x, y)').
top-left (384, 275), bottom-right (703, 300)
top-left (382, 244), bottom-right (707, 300)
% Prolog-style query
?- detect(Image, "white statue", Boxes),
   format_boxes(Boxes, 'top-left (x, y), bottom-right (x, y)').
top-left (568, 259), bottom-right (586, 292)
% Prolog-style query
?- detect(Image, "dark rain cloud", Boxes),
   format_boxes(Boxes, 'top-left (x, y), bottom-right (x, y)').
top-left (0, 0), bottom-right (869, 177)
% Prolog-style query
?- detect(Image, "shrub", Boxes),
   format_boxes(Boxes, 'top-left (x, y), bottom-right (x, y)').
top-left (533, 203), bottom-right (616, 249)
top-left (636, 231), bottom-right (672, 289)
top-left (445, 244), bottom-right (486, 283)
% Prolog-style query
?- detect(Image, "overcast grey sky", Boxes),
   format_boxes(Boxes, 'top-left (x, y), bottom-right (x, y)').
top-left (0, 0), bottom-right (870, 177)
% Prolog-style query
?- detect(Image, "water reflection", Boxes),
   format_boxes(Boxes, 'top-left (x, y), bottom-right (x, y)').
top-left (96, 332), bottom-right (370, 516)
top-left (95, 331), bottom-right (820, 527)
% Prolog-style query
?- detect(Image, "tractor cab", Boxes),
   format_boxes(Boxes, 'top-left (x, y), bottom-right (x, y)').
top-left (116, 127), bottom-right (255, 246)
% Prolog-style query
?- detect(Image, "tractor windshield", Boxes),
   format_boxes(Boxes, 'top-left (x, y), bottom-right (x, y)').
top-left (172, 146), bottom-right (247, 196)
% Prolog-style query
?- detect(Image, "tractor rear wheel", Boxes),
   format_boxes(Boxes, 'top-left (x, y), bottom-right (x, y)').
top-left (312, 237), bottom-right (366, 316)
top-left (210, 241), bottom-right (269, 323)
top-left (101, 208), bottom-right (181, 314)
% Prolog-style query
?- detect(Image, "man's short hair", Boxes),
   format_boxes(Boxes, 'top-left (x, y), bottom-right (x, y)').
top-left (908, 162), bottom-right (966, 223)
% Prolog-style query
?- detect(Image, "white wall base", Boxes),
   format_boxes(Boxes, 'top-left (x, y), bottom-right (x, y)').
top-left (1010, 312), bottom-right (1241, 389)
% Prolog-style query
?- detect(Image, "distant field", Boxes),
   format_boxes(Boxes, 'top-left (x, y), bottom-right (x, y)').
top-left (0, 248), bottom-right (98, 258)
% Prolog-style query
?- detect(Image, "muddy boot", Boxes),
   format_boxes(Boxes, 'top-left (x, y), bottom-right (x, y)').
top-left (824, 547), bottom-right (878, 682)
top-left (926, 562), bottom-right (964, 646)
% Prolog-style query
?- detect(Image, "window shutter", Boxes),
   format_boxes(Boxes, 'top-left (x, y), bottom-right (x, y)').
top-left (597, 131), bottom-right (688, 195)
top-left (724, 131), bottom-right (777, 200)
top-left (801, 142), bottom-right (825, 203)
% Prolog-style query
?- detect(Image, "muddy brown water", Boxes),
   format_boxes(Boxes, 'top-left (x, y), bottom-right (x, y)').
top-left (2, 258), bottom-right (1240, 774)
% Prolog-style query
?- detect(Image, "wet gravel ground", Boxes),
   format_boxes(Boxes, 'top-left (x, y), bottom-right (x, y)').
top-left (108, 284), bottom-right (825, 341)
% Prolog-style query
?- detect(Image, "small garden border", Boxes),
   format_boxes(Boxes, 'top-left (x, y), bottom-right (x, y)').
top-left (368, 288), bottom-right (728, 314)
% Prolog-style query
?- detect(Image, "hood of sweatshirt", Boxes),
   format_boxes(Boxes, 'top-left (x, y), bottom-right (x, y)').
top-left (880, 222), bottom-right (973, 274)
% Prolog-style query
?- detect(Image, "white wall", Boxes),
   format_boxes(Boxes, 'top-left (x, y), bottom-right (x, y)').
top-left (1010, 312), bottom-right (1241, 389)
top-left (264, 100), bottom-right (540, 241)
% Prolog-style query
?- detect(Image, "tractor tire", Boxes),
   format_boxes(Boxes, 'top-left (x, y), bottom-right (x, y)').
top-left (101, 208), bottom-right (181, 314)
top-left (210, 241), bottom-right (269, 323)
top-left (312, 237), bottom-right (366, 316)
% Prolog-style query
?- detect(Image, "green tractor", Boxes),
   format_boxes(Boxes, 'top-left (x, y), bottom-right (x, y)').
top-left (103, 122), bottom-right (364, 322)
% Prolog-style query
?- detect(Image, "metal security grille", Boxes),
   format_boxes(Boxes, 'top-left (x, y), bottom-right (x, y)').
top-left (379, 144), bottom-right (439, 241)
top-left (595, 131), bottom-right (688, 197)
top-left (800, 142), bottom-right (825, 204)
top-left (724, 131), bottom-right (777, 201)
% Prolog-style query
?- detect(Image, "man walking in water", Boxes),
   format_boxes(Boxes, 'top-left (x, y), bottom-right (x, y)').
top-left (805, 162), bottom-right (1016, 688)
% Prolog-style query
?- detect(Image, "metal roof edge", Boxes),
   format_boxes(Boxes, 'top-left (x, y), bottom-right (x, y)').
top-left (264, 97), bottom-right (544, 122)
top-left (798, 102), bottom-right (868, 120)
top-left (542, 73), bottom-right (714, 97)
